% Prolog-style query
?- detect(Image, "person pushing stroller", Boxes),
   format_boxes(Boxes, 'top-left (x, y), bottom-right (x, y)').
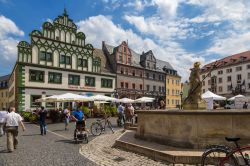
top-left (71, 107), bottom-right (87, 142)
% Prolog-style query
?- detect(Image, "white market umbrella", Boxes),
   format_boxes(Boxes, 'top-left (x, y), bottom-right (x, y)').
top-left (117, 98), bottom-right (135, 103)
top-left (35, 95), bottom-right (60, 102)
top-left (94, 101), bottom-right (110, 104)
top-left (202, 90), bottom-right (226, 100)
top-left (134, 97), bottom-right (155, 103)
top-left (56, 93), bottom-right (91, 102)
top-left (88, 95), bottom-right (117, 102)
top-left (228, 94), bottom-right (245, 101)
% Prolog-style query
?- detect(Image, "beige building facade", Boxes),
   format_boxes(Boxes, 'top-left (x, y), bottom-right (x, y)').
top-left (0, 75), bottom-right (9, 110)
top-left (200, 51), bottom-right (250, 98)
top-left (166, 74), bottom-right (182, 108)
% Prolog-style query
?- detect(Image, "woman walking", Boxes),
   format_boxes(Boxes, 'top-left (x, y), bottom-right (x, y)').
top-left (64, 107), bottom-right (71, 130)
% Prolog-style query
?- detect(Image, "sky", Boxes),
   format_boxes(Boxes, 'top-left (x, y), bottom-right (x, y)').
top-left (1, 0), bottom-right (250, 81)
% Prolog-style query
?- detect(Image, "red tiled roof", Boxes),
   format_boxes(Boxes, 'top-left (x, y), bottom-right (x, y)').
top-left (201, 51), bottom-right (250, 73)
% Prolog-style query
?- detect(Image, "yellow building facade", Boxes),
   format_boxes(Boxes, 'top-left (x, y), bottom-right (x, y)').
top-left (166, 75), bottom-right (182, 109)
top-left (0, 75), bottom-right (10, 110)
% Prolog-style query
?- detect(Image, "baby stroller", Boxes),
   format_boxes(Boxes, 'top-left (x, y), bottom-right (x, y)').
top-left (74, 121), bottom-right (88, 144)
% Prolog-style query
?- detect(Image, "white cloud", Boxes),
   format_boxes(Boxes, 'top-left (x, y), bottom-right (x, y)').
top-left (124, 15), bottom-right (189, 40)
top-left (0, 15), bottom-right (24, 72)
top-left (77, 15), bottom-right (204, 81)
top-left (77, 15), bottom-right (156, 52)
top-left (124, 0), bottom-right (152, 11)
top-left (207, 32), bottom-right (250, 56)
top-left (152, 0), bottom-right (181, 19)
top-left (0, 15), bottom-right (24, 37)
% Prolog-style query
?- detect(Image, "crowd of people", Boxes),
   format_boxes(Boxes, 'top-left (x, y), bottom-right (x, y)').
top-left (0, 102), bottom-right (138, 153)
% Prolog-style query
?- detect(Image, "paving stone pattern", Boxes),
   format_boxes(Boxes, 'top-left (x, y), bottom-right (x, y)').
top-left (0, 123), bottom-right (97, 166)
top-left (80, 130), bottom-right (174, 166)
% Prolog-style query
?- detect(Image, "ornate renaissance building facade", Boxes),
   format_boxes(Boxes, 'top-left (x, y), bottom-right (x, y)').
top-left (200, 51), bottom-right (250, 98)
top-left (8, 10), bottom-right (116, 111)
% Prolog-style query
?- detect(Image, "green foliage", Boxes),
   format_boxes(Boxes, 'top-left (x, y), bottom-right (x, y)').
top-left (20, 111), bottom-right (38, 123)
top-left (21, 112), bottom-right (32, 122)
top-left (104, 105), bottom-right (117, 117)
top-left (29, 114), bottom-right (38, 123)
top-left (104, 105), bottom-right (111, 116)
top-left (93, 104), bottom-right (98, 111)
top-left (82, 106), bottom-right (90, 115)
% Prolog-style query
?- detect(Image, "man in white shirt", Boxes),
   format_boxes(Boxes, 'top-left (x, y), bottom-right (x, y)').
top-left (4, 107), bottom-right (25, 152)
top-left (0, 108), bottom-right (8, 136)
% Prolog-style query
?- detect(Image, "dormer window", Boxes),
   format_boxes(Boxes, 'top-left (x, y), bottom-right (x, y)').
top-left (230, 58), bottom-right (236, 62)
top-left (240, 56), bottom-right (246, 61)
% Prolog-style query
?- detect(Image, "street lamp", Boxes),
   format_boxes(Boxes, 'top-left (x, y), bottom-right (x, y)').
top-left (180, 91), bottom-right (183, 110)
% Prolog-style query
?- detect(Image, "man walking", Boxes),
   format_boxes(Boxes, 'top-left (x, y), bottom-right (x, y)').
top-left (117, 103), bottom-right (125, 125)
top-left (4, 107), bottom-right (25, 152)
top-left (38, 106), bottom-right (47, 135)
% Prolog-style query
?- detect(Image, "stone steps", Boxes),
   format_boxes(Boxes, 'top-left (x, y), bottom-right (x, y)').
top-left (114, 130), bottom-right (203, 164)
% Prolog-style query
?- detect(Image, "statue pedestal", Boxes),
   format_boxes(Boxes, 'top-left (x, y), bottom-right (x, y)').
top-left (183, 100), bottom-right (206, 110)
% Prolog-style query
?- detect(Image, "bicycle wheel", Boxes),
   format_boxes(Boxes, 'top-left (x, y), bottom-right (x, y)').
top-left (201, 148), bottom-right (229, 166)
top-left (90, 122), bottom-right (102, 136)
top-left (220, 147), bottom-right (250, 166)
top-left (107, 120), bottom-right (114, 133)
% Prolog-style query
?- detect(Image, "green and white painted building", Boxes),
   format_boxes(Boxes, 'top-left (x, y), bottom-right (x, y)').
top-left (9, 10), bottom-right (116, 112)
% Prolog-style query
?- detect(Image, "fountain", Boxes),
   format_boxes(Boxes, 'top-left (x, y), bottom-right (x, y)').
top-left (183, 62), bottom-right (206, 110)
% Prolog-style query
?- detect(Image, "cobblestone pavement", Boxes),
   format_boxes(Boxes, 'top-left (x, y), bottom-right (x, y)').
top-left (80, 130), bottom-right (172, 166)
top-left (0, 118), bottom-right (116, 166)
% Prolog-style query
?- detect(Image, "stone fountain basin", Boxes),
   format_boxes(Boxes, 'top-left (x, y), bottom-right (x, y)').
top-left (135, 109), bottom-right (250, 149)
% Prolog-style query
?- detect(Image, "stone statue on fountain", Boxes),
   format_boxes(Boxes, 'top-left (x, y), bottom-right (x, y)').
top-left (183, 62), bottom-right (206, 110)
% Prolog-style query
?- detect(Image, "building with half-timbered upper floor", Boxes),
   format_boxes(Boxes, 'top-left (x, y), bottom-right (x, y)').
top-left (8, 9), bottom-right (116, 111)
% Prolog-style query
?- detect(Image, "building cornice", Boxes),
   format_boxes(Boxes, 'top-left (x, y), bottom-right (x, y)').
top-left (17, 62), bottom-right (116, 78)
top-left (23, 86), bottom-right (113, 93)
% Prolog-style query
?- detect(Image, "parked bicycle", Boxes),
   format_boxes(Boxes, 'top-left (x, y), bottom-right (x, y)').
top-left (201, 136), bottom-right (250, 166)
top-left (90, 114), bottom-right (114, 136)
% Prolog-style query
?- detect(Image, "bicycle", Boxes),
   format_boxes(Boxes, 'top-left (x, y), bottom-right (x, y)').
top-left (201, 136), bottom-right (250, 166)
top-left (90, 115), bottom-right (114, 136)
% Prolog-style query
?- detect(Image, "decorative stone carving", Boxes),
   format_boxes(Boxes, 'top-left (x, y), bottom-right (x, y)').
top-left (183, 62), bottom-right (206, 110)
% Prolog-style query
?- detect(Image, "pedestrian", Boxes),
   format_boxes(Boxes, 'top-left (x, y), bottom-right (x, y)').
top-left (64, 107), bottom-right (70, 130)
top-left (4, 107), bottom-right (25, 152)
top-left (117, 103), bottom-right (125, 125)
top-left (38, 106), bottom-right (47, 135)
top-left (0, 108), bottom-right (8, 136)
top-left (160, 100), bottom-right (165, 109)
top-left (127, 103), bottom-right (135, 124)
top-left (243, 102), bottom-right (248, 109)
top-left (71, 107), bottom-right (85, 139)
